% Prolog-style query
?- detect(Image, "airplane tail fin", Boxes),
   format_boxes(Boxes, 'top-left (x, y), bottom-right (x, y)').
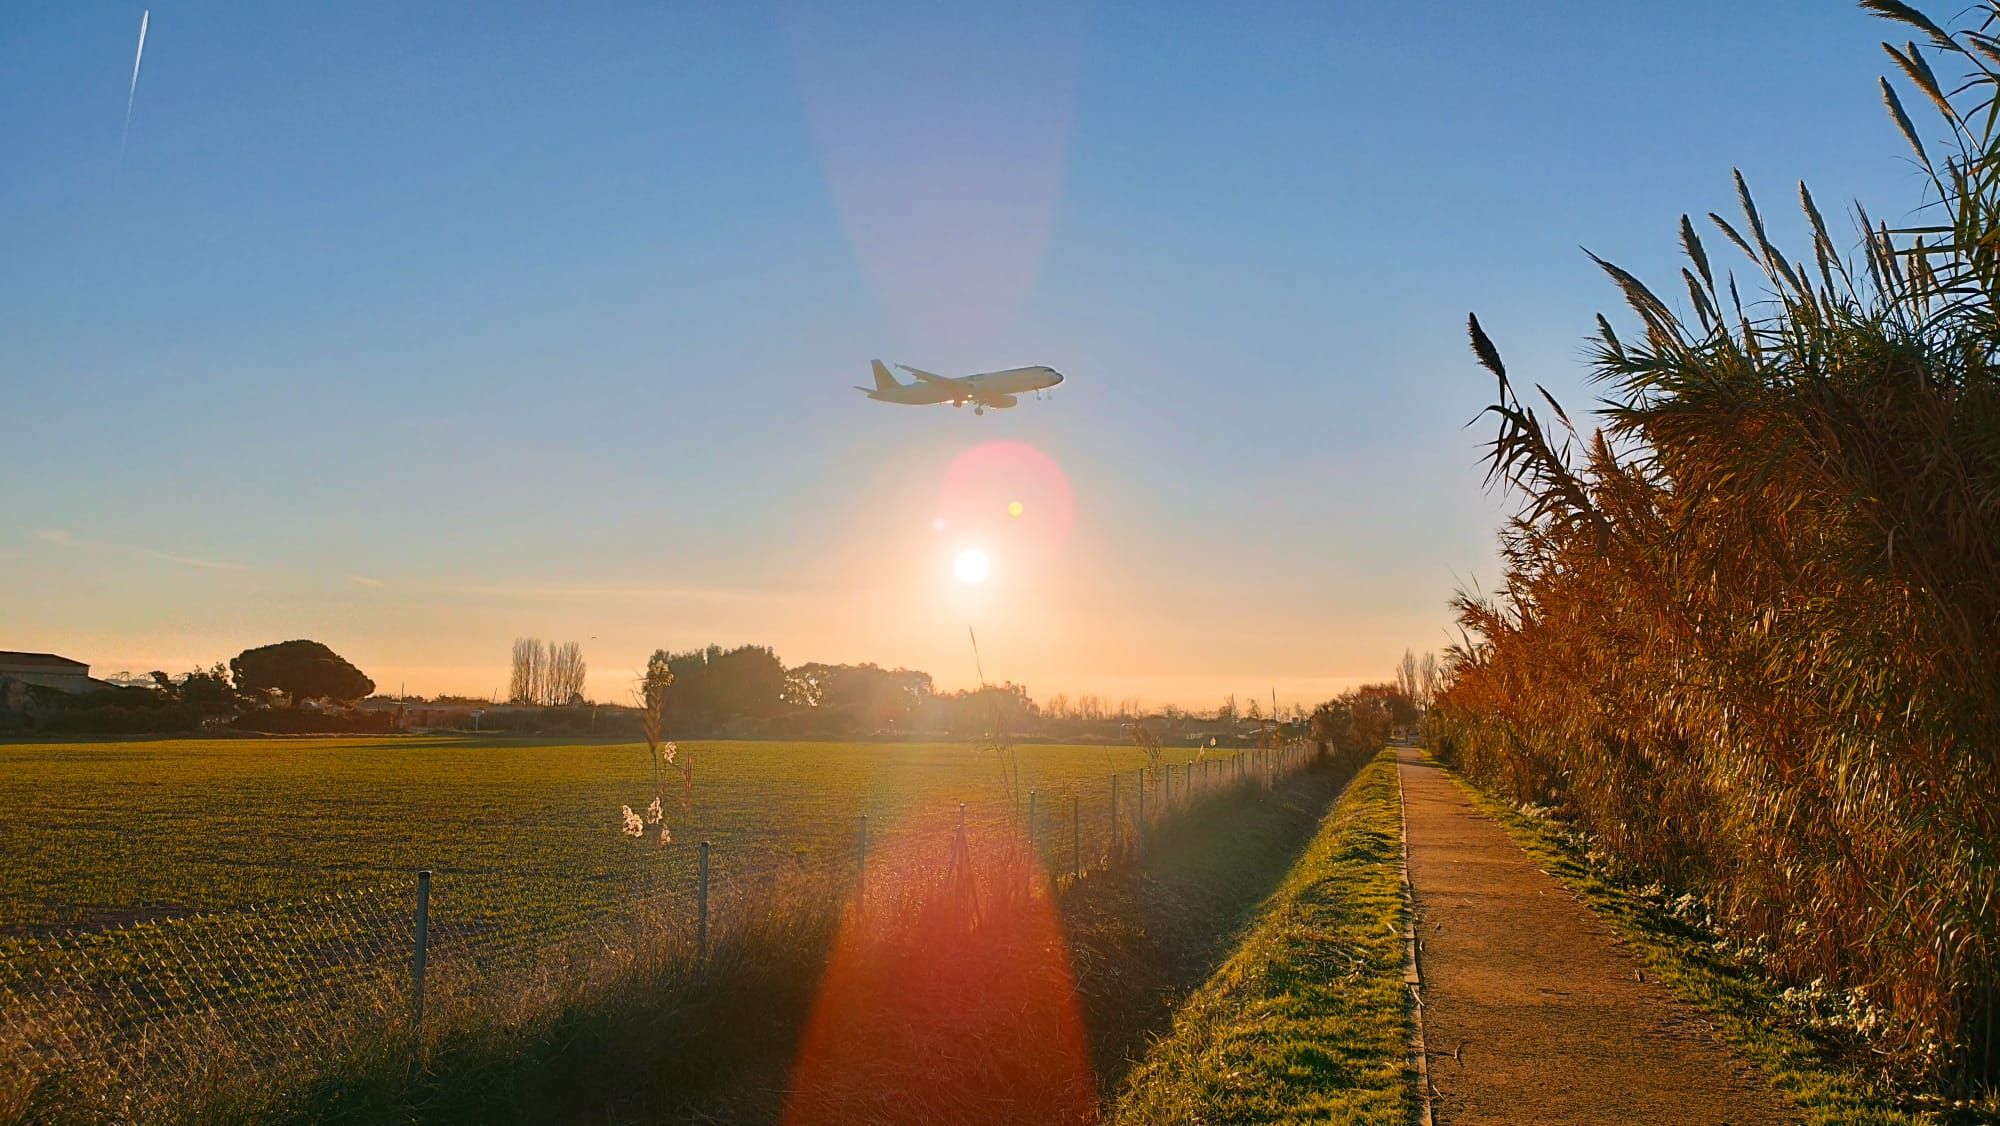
top-left (871, 359), bottom-right (900, 392)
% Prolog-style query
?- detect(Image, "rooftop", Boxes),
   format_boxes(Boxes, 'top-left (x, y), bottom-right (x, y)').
top-left (0, 652), bottom-right (89, 670)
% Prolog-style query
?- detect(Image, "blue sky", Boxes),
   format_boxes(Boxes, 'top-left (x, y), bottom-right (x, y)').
top-left (0, 1), bottom-right (1931, 705)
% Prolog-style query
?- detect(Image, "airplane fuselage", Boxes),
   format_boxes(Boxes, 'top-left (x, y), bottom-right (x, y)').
top-left (858, 362), bottom-right (1065, 412)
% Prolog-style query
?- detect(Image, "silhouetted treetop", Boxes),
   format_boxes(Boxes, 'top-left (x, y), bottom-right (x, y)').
top-left (230, 640), bottom-right (374, 706)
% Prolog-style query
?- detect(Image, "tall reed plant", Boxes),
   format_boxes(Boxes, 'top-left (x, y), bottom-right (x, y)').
top-left (1434, 0), bottom-right (2000, 1093)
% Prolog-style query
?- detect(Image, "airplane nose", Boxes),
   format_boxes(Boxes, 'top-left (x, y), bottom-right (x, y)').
top-left (1051, 371), bottom-right (1065, 384)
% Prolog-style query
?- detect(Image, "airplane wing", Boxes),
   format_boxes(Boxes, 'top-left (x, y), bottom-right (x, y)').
top-left (895, 364), bottom-right (953, 383)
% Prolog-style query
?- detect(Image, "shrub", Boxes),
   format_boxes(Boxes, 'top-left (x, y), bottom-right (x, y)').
top-left (229, 710), bottom-right (397, 735)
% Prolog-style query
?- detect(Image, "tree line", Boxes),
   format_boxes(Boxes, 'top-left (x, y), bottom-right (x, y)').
top-left (3, 639), bottom-right (378, 734)
top-left (609, 640), bottom-right (1432, 744)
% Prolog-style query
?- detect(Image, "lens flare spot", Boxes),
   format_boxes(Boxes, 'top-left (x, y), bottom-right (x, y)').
top-left (783, 821), bottom-right (1095, 1125)
top-left (954, 548), bottom-right (991, 584)
top-left (938, 441), bottom-right (1075, 569)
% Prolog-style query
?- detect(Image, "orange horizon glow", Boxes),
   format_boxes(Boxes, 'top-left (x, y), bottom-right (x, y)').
top-left (7, 441), bottom-right (1462, 712)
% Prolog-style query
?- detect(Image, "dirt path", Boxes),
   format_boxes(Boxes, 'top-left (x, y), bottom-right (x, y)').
top-left (1398, 748), bottom-right (1797, 1124)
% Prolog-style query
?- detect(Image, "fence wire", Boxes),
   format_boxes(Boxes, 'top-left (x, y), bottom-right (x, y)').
top-left (0, 742), bottom-right (1316, 1113)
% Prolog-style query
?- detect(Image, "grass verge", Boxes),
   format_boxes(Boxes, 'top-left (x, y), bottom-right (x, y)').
top-left (1108, 749), bottom-right (1412, 1125)
top-left (1438, 754), bottom-right (1987, 1126)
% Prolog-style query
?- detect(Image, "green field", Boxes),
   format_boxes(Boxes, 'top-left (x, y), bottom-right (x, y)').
top-left (1, 735), bottom-right (1287, 1122)
top-left (0, 736), bottom-right (1167, 933)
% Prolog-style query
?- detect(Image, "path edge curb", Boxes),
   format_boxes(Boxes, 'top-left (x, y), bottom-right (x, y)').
top-left (1398, 750), bottom-right (1434, 1126)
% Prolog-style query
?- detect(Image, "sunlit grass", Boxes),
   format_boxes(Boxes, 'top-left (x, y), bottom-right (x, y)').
top-left (3, 746), bottom-right (1371, 1123)
top-left (1110, 749), bottom-right (1411, 1125)
top-left (0, 737), bottom-right (1157, 931)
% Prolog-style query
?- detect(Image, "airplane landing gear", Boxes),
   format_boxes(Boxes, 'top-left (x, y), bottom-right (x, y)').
top-left (974, 404), bottom-right (985, 415)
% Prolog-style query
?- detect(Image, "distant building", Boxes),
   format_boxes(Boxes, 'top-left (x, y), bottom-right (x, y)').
top-left (0, 651), bottom-right (114, 695)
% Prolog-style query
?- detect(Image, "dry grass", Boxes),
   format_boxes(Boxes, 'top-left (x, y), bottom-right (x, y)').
top-left (1435, 0), bottom-right (2000, 1097)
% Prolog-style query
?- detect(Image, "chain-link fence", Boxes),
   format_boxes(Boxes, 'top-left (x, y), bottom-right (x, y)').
top-left (0, 742), bottom-right (1317, 1113)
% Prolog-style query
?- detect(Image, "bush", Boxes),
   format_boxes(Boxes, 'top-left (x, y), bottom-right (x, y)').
top-left (230, 710), bottom-right (398, 735)
top-left (41, 704), bottom-right (201, 734)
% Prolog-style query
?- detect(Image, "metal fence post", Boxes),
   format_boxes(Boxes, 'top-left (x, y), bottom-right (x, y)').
top-left (1026, 789), bottom-right (1039, 891)
top-left (411, 869), bottom-right (430, 1058)
top-left (1110, 773), bottom-right (1119, 860)
top-left (1136, 768), bottom-right (1146, 853)
top-left (1071, 794), bottom-right (1081, 882)
top-left (697, 841), bottom-right (711, 964)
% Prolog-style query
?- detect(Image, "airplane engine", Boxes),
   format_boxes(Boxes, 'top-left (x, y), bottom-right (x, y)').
top-left (980, 395), bottom-right (1019, 409)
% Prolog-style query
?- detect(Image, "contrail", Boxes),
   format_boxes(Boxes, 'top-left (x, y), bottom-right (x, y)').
top-left (121, 9), bottom-right (149, 154)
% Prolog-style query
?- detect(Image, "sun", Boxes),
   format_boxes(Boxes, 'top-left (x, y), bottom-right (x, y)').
top-left (954, 547), bottom-right (991, 585)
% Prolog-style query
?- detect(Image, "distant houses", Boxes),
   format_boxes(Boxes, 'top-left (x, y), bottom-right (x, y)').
top-left (0, 651), bottom-right (114, 695)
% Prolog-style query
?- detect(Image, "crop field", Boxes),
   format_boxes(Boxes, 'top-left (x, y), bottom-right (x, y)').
top-left (0, 734), bottom-right (1301, 1120)
top-left (0, 736), bottom-right (1175, 934)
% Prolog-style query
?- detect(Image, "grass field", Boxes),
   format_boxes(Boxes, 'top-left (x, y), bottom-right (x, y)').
top-left (0, 736), bottom-right (1169, 933)
top-left (0, 733), bottom-right (1342, 1123)
top-left (275, 748), bottom-right (1375, 1125)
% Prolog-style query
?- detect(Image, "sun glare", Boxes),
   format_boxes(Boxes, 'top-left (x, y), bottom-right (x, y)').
top-left (954, 548), bottom-right (991, 585)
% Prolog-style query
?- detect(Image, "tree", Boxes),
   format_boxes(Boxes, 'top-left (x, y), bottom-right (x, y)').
top-left (142, 664), bottom-right (237, 717)
top-left (821, 664), bottom-right (931, 729)
top-left (1309, 698), bottom-right (1353, 749)
top-left (783, 662), bottom-right (836, 708)
top-left (1354, 682), bottom-right (1420, 727)
top-left (1308, 682), bottom-right (1414, 755)
top-left (935, 682), bottom-right (1037, 738)
top-left (510, 638), bottom-right (539, 704)
top-left (510, 639), bottom-right (588, 706)
top-left (181, 664), bottom-right (237, 715)
top-left (651, 643), bottom-right (787, 729)
top-left (547, 641), bottom-right (587, 705)
top-left (708, 645), bottom-right (783, 719)
top-left (230, 640), bottom-right (373, 706)
top-left (1396, 649), bottom-right (1422, 706)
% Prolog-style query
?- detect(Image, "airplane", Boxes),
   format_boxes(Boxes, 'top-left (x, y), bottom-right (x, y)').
top-left (856, 360), bottom-right (1065, 414)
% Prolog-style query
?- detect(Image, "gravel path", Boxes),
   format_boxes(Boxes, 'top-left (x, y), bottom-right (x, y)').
top-left (1398, 748), bottom-right (1798, 1124)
